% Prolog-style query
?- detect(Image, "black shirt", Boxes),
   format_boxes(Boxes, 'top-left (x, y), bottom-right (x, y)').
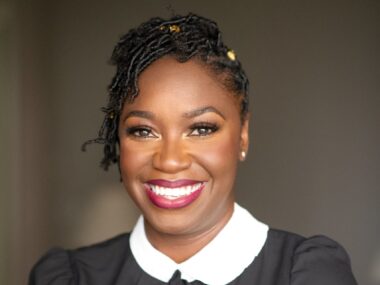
top-left (29, 229), bottom-right (357, 285)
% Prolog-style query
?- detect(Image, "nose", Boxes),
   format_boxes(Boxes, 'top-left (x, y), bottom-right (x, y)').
top-left (152, 137), bottom-right (191, 173)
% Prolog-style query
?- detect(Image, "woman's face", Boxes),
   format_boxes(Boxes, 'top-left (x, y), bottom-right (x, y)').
top-left (118, 56), bottom-right (249, 237)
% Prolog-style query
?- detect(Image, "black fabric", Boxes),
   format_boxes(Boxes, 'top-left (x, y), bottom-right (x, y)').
top-left (29, 229), bottom-right (357, 285)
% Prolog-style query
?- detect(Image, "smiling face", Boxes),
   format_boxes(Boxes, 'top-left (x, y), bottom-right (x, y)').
top-left (118, 56), bottom-right (249, 239)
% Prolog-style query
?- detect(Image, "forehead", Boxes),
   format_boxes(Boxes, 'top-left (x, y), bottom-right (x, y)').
top-left (125, 56), bottom-right (240, 113)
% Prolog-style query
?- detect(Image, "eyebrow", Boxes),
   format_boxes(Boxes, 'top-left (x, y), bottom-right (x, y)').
top-left (124, 110), bottom-right (155, 120)
top-left (123, 106), bottom-right (225, 121)
top-left (183, 106), bottom-right (225, 119)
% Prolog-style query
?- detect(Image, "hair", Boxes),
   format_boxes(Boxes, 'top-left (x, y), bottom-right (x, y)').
top-left (82, 13), bottom-right (250, 170)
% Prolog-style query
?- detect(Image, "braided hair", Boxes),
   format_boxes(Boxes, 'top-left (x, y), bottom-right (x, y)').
top-left (82, 13), bottom-right (250, 170)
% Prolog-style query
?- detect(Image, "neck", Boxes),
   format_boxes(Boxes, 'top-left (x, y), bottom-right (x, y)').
top-left (144, 203), bottom-right (234, 263)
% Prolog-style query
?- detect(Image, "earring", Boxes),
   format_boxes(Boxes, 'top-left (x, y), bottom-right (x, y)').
top-left (241, 151), bottom-right (246, 161)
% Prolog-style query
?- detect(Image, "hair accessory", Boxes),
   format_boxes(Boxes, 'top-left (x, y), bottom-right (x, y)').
top-left (227, 49), bottom-right (236, 61)
top-left (160, 24), bottom-right (181, 33)
top-left (169, 24), bottom-right (181, 33)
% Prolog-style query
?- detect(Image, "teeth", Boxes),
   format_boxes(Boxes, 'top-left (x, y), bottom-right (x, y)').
top-left (149, 183), bottom-right (203, 198)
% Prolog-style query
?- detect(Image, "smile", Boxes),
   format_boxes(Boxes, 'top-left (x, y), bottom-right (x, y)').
top-left (149, 183), bottom-right (203, 199)
top-left (144, 180), bottom-right (206, 209)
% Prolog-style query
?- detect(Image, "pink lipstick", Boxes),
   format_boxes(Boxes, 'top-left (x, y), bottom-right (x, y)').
top-left (145, 179), bottom-right (205, 209)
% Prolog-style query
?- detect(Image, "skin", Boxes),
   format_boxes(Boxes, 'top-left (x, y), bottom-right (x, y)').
top-left (118, 56), bottom-right (249, 263)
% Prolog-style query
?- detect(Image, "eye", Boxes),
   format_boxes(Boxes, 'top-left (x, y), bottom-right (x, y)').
top-left (126, 126), bottom-right (157, 139)
top-left (189, 122), bottom-right (219, 137)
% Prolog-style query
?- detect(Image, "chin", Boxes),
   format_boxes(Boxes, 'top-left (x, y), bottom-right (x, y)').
top-left (144, 207), bottom-right (201, 235)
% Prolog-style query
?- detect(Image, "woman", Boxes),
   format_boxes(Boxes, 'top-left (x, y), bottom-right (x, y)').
top-left (29, 14), bottom-right (357, 285)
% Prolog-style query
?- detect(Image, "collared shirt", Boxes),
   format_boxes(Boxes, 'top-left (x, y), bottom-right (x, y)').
top-left (130, 203), bottom-right (268, 285)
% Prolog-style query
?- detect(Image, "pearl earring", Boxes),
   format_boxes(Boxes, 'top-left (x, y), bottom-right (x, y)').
top-left (241, 151), bottom-right (246, 160)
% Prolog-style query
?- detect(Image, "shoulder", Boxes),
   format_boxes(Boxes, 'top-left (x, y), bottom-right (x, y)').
top-left (29, 233), bottom-right (131, 285)
top-left (263, 229), bottom-right (357, 284)
top-left (266, 228), bottom-right (305, 249)
top-left (290, 234), bottom-right (357, 284)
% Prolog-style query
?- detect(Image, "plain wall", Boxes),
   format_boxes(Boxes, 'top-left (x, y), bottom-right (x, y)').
top-left (1, 0), bottom-right (379, 284)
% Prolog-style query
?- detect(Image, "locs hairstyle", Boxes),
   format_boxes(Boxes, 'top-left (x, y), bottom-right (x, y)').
top-left (82, 13), bottom-right (250, 170)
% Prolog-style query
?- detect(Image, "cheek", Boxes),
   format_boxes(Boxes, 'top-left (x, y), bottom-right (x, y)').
top-left (196, 131), bottom-right (240, 180)
top-left (119, 140), bottom-right (151, 181)
top-left (118, 140), bottom-right (154, 206)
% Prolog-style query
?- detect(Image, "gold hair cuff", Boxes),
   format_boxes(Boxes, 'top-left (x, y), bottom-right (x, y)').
top-left (227, 49), bottom-right (236, 61)
top-left (160, 24), bottom-right (181, 33)
top-left (169, 25), bottom-right (181, 33)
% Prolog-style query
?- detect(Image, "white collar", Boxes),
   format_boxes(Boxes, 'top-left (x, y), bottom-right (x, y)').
top-left (129, 203), bottom-right (268, 285)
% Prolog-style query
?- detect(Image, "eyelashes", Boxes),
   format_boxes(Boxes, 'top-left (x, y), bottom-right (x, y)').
top-left (125, 122), bottom-right (220, 139)
top-left (188, 122), bottom-right (219, 136)
top-left (126, 125), bottom-right (157, 138)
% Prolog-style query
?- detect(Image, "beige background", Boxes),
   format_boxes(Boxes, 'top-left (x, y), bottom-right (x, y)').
top-left (1, 0), bottom-right (379, 284)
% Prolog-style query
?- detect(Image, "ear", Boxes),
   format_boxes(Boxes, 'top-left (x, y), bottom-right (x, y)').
top-left (239, 117), bottom-right (250, 161)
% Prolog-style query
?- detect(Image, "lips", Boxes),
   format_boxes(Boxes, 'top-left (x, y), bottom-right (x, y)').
top-left (145, 179), bottom-right (206, 209)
